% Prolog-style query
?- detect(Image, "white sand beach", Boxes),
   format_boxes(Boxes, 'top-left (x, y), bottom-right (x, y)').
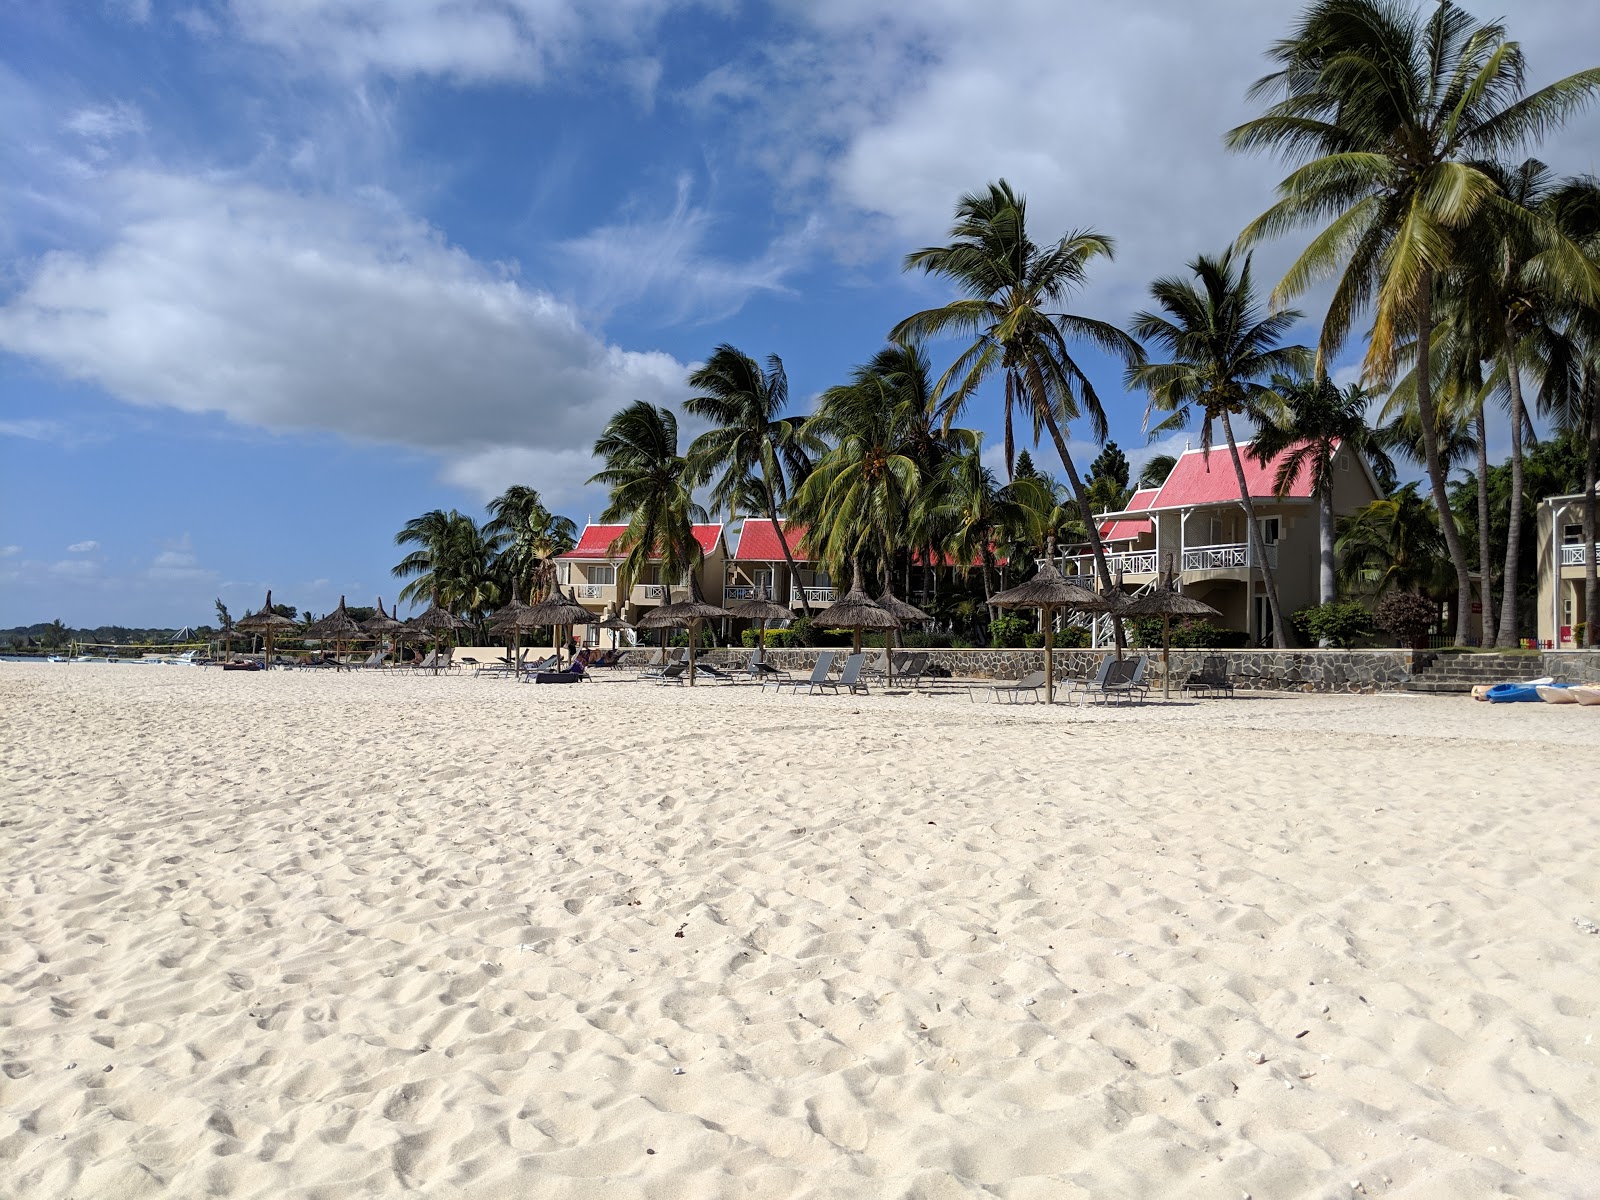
top-left (2, 662), bottom-right (1598, 1199)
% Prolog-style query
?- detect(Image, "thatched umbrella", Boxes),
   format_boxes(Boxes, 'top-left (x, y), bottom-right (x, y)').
top-left (407, 594), bottom-right (466, 672)
top-left (821, 561), bottom-right (900, 659)
top-left (308, 595), bottom-right (367, 670)
top-left (235, 589), bottom-right (298, 670)
top-left (872, 589), bottom-right (930, 683)
top-left (726, 597), bottom-right (791, 658)
top-left (525, 584), bottom-right (593, 670)
top-left (1121, 568), bottom-right (1221, 699)
top-left (635, 576), bottom-right (734, 686)
top-left (361, 598), bottom-right (406, 668)
top-left (988, 543), bottom-right (1102, 704)
top-left (599, 615), bottom-right (634, 649)
top-left (488, 581), bottom-right (540, 673)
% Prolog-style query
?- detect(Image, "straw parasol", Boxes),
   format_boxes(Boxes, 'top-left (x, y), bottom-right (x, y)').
top-left (819, 560), bottom-right (900, 658)
top-left (988, 541), bottom-right (1103, 704)
top-left (599, 615), bottom-right (634, 649)
top-left (488, 581), bottom-right (539, 673)
top-left (407, 594), bottom-right (466, 671)
top-left (308, 595), bottom-right (367, 670)
top-left (361, 598), bottom-right (406, 668)
top-left (726, 596), bottom-right (791, 657)
top-left (525, 584), bottom-right (593, 670)
top-left (1120, 564), bottom-right (1221, 698)
top-left (872, 588), bottom-right (930, 684)
top-left (235, 589), bottom-right (298, 669)
top-left (635, 576), bottom-right (734, 685)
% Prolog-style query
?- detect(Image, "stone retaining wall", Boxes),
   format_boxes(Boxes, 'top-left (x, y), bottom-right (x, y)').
top-left (616, 646), bottom-right (1425, 693)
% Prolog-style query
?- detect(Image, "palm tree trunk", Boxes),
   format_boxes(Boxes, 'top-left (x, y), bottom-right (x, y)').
top-left (1038, 404), bottom-right (1127, 653)
top-left (1413, 270), bottom-right (1475, 645)
top-left (1221, 408), bottom-right (1290, 648)
top-left (1473, 406), bottom-right (1498, 646)
top-left (1584, 371), bottom-right (1598, 647)
top-left (1495, 328), bottom-right (1528, 647)
top-left (1317, 486), bottom-right (1335, 606)
top-left (763, 483), bottom-right (811, 618)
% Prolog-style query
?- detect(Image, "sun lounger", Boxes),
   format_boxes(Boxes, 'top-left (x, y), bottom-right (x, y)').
top-left (765, 650), bottom-right (835, 692)
top-left (893, 651), bottom-right (930, 687)
top-left (1183, 656), bottom-right (1236, 697)
top-left (744, 648), bottom-right (788, 680)
top-left (1082, 657), bottom-right (1147, 704)
top-left (977, 669), bottom-right (1047, 703)
top-left (639, 648), bottom-right (689, 680)
top-left (655, 662), bottom-right (688, 685)
top-left (811, 652), bottom-right (867, 695)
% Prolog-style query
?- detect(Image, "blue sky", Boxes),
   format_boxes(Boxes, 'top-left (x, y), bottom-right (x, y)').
top-left (3, 0), bottom-right (1598, 627)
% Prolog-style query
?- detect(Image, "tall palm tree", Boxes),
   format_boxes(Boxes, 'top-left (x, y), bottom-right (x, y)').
top-left (923, 449), bottom-right (1050, 604)
top-left (891, 179), bottom-right (1144, 612)
top-left (393, 509), bottom-right (504, 622)
top-left (1129, 248), bottom-right (1312, 647)
top-left (684, 345), bottom-right (818, 613)
top-left (485, 485), bottom-right (577, 603)
top-left (1540, 305), bottom-right (1600, 647)
top-left (1228, 0), bottom-right (1600, 644)
top-left (1252, 374), bottom-right (1392, 606)
top-left (1137, 454), bottom-right (1177, 491)
top-left (588, 402), bottom-right (706, 599)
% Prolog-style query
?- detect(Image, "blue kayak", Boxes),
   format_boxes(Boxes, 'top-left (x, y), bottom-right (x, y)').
top-left (1485, 680), bottom-right (1560, 703)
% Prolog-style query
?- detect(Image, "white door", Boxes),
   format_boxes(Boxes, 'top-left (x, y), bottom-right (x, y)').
top-left (1253, 595), bottom-right (1273, 645)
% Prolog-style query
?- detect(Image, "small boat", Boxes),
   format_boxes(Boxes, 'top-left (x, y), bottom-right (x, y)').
top-left (1535, 684), bottom-right (1578, 704)
top-left (1570, 686), bottom-right (1600, 707)
top-left (1483, 677), bottom-right (1555, 704)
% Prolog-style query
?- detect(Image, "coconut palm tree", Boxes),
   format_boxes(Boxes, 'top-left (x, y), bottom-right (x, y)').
top-left (486, 485), bottom-right (577, 602)
top-left (1136, 454), bottom-right (1177, 491)
top-left (1336, 483), bottom-right (1452, 602)
top-left (393, 509), bottom-right (504, 623)
top-left (924, 449), bottom-right (1050, 604)
top-left (1129, 248), bottom-right (1312, 647)
top-left (1228, 0), bottom-right (1600, 644)
top-left (684, 345), bottom-right (819, 613)
top-left (588, 402), bottom-right (706, 600)
top-left (1252, 374), bottom-right (1393, 606)
top-left (891, 179), bottom-right (1144, 614)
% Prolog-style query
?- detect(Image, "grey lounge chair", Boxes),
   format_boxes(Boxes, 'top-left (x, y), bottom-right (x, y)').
top-left (766, 650), bottom-right (835, 692)
top-left (1082, 657), bottom-right (1144, 704)
top-left (978, 669), bottom-right (1047, 704)
top-left (1063, 655), bottom-right (1114, 701)
top-left (654, 661), bottom-right (688, 685)
top-left (812, 652), bottom-right (867, 695)
top-left (1183, 656), bottom-right (1236, 697)
top-left (745, 648), bottom-right (788, 680)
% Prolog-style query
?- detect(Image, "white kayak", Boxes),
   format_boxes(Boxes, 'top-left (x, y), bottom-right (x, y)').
top-left (1536, 684), bottom-right (1579, 704)
top-left (1570, 686), bottom-right (1600, 707)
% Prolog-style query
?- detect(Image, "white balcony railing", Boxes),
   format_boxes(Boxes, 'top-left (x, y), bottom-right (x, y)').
top-left (573, 583), bottom-right (608, 600)
top-left (1181, 542), bottom-right (1278, 571)
top-left (642, 583), bottom-right (667, 600)
top-left (1561, 543), bottom-right (1596, 567)
top-left (1059, 550), bottom-right (1161, 577)
top-left (792, 586), bottom-right (836, 604)
top-left (724, 585), bottom-right (772, 601)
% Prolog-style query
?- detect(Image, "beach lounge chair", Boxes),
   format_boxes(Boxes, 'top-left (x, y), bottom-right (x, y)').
top-left (590, 648), bottom-right (624, 668)
top-left (811, 652), bottom-right (867, 695)
top-left (639, 648), bottom-right (689, 680)
top-left (1066, 656), bottom-right (1119, 703)
top-left (893, 651), bottom-right (930, 687)
top-left (654, 662), bottom-right (688, 685)
top-left (765, 650), bottom-right (835, 692)
top-left (408, 649), bottom-right (439, 672)
top-left (860, 650), bottom-right (892, 680)
top-left (978, 669), bottom-right (1047, 704)
top-left (744, 648), bottom-right (788, 680)
top-left (1105, 656), bottom-right (1151, 703)
top-left (1081, 657), bottom-right (1146, 704)
top-left (1183, 656), bottom-right (1236, 698)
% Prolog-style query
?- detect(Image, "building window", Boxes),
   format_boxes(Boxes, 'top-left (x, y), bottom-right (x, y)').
top-left (1259, 517), bottom-right (1280, 546)
top-left (754, 568), bottom-right (773, 589)
top-left (589, 564), bottom-right (615, 586)
top-left (1339, 453), bottom-right (1349, 471)
top-left (557, 562), bottom-right (570, 584)
top-left (1563, 523), bottom-right (1584, 545)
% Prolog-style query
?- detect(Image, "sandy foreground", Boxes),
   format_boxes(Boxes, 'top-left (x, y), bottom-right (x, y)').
top-left (1, 664), bottom-right (1597, 1200)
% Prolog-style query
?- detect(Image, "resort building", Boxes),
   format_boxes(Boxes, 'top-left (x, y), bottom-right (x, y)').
top-left (1079, 440), bottom-right (1386, 645)
top-left (1534, 491), bottom-right (1598, 648)
top-left (555, 524), bottom-right (729, 631)
top-left (727, 520), bottom-right (835, 611)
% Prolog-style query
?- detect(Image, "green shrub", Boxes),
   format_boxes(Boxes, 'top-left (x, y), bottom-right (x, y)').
top-left (902, 631), bottom-right (955, 649)
top-left (988, 613), bottom-right (1030, 648)
top-left (1294, 601), bottom-right (1374, 649)
top-left (740, 627), bottom-right (802, 648)
top-left (1053, 624), bottom-right (1089, 649)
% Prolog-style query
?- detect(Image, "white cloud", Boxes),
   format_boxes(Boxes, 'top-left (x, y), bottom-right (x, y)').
top-left (0, 545), bottom-right (20, 558)
top-left (0, 170), bottom-right (693, 489)
top-left (558, 175), bottom-right (813, 322)
top-left (0, 419), bottom-right (71, 441)
top-left (65, 102), bottom-right (146, 143)
top-left (211, 0), bottom-right (704, 84)
top-left (67, 540), bottom-right (100, 553)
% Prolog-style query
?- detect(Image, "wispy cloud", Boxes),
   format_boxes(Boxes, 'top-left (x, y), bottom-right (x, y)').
top-left (64, 101), bottom-right (147, 143)
top-left (67, 540), bottom-right (100, 553)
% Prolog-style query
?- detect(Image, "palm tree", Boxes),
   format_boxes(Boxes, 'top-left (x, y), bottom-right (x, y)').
top-left (892, 180), bottom-right (1144, 613)
top-left (795, 371), bottom-right (926, 591)
top-left (1129, 248), bottom-right (1312, 647)
top-left (1336, 483), bottom-right (1452, 601)
top-left (486, 485), bottom-right (577, 602)
top-left (924, 449), bottom-right (1050, 604)
top-left (1137, 454), bottom-right (1177, 491)
top-left (588, 402), bottom-right (706, 599)
top-left (1541, 306), bottom-right (1600, 647)
top-left (684, 345), bottom-right (819, 613)
top-left (393, 509), bottom-right (505, 624)
top-left (1252, 374), bottom-right (1392, 606)
top-left (1228, 0), bottom-right (1600, 644)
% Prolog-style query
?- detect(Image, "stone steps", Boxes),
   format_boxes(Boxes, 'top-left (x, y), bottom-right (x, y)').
top-left (1405, 653), bottom-right (1566, 693)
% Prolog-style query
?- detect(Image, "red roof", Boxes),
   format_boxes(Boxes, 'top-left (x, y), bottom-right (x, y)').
top-left (1099, 488), bottom-right (1157, 542)
top-left (1149, 441), bottom-right (1322, 509)
top-left (559, 523), bottom-right (723, 560)
top-left (735, 519), bottom-right (812, 562)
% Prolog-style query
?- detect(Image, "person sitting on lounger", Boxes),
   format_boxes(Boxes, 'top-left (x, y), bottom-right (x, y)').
top-left (568, 648), bottom-right (593, 676)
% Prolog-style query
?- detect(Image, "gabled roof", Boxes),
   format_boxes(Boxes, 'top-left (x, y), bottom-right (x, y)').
top-left (1099, 488), bottom-right (1157, 542)
top-left (734, 519), bottom-right (812, 562)
top-left (559, 523), bottom-right (724, 560)
top-left (1148, 441), bottom-right (1322, 510)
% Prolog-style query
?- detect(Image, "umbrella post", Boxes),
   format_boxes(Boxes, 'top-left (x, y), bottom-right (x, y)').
top-left (1044, 605), bottom-right (1055, 704)
top-left (1163, 615), bottom-right (1172, 700)
top-left (688, 620), bottom-right (697, 686)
